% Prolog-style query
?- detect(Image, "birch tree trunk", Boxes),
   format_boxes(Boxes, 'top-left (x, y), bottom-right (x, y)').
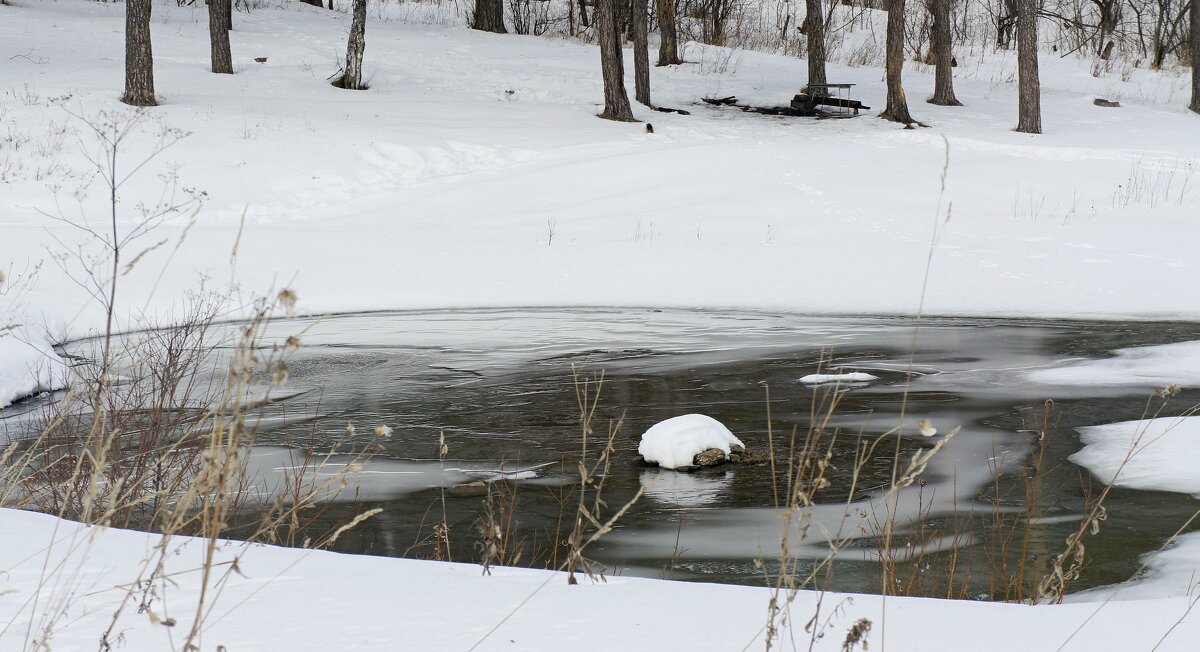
top-left (341, 0), bottom-right (367, 90)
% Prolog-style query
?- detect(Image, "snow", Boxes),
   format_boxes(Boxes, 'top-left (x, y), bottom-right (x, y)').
top-left (3, 506), bottom-right (1200, 651)
top-left (0, 326), bottom-right (67, 411)
top-left (637, 414), bottom-right (744, 469)
top-left (2, 0), bottom-right (1200, 646)
top-left (1071, 416), bottom-right (1200, 497)
top-left (799, 371), bottom-right (879, 384)
top-left (1027, 340), bottom-right (1200, 389)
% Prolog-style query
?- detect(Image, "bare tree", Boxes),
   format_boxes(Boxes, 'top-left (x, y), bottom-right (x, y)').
top-left (632, 0), bottom-right (651, 104)
top-left (1191, 0), bottom-right (1200, 113)
top-left (122, 0), bottom-right (156, 107)
top-left (1015, 0), bottom-right (1041, 132)
top-left (803, 0), bottom-right (828, 93)
top-left (597, 0), bottom-right (636, 120)
top-left (472, 0), bottom-right (508, 33)
top-left (928, 0), bottom-right (961, 105)
top-left (656, 0), bottom-right (682, 65)
top-left (209, 0), bottom-right (233, 75)
top-left (340, 0), bottom-right (368, 89)
top-left (880, 0), bottom-right (916, 124)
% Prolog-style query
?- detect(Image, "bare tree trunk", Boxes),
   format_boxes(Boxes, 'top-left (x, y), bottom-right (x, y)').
top-left (803, 0), bottom-right (827, 93)
top-left (880, 0), bottom-right (915, 124)
top-left (656, 0), bottom-right (682, 65)
top-left (1191, 0), bottom-right (1200, 113)
top-left (580, 0), bottom-right (591, 27)
top-left (209, 0), bottom-right (233, 75)
top-left (122, 0), bottom-right (156, 107)
top-left (341, 0), bottom-right (367, 89)
top-left (472, 0), bottom-right (507, 33)
top-left (598, 0), bottom-right (636, 120)
top-left (928, 0), bottom-right (961, 105)
top-left (632, 0), bottom-right (651, 104)
top-left (1015, 0), bottom-right (1041, 132)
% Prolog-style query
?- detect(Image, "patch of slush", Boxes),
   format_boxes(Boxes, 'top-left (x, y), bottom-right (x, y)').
top-left (637, 414), bottom-right (744, 470)
top-left (1072, 417), bottom-right (1200, 497)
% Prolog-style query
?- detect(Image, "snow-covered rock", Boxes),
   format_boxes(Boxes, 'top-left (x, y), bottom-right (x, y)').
top-left (637, 414), bottom-right (744, 470)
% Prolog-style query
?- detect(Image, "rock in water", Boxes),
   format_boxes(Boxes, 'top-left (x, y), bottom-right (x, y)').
top-left (693, 448), bottom-right (728, 467)
top-left (638, 414), bottom-right (744, 470)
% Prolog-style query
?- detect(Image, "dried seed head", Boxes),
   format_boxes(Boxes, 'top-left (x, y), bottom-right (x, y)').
top-left (271, 362), bottom-right (289, 387)
top-left (277, 288), bottom-right (298, 314)
top-left (285, 335), bottom-right (301, 353)
top-left (1167, 383), bottom-right (1181, 396)
top-left (917, 419), bottom-right (937, 437)
top-left (345, 423), bottom-right (356, 437)
top-left (374, 425), bottom-right (393, 438)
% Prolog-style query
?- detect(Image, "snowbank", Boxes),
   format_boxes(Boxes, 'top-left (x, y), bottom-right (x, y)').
top-left (799, 372), bottom-right (879, 384)
top-left (0, 326), bottom-right (67, 410)
top-left (638, 414), bottom-right (744, 469)
top-left (1072, 417), bottom-right (1200, 497)
top-left (2, 507), bottom-right (1199, 651)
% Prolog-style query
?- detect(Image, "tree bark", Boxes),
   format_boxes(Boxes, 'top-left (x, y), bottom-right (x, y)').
top-left (803, 0), bottom-right (827, 94)
top-left (928, 0), bottom-right (961, 105)
top-left (472, 0), bottom-right (507, 34)
top-left (597, 0), bottom-right (636, 121)
top-left (122, 0), bottom-right (156, 107)
top-left (1191, 0), bottom-right (1200, 114)
top-left (209, 0), bottom-right (233, 74)
top-left (880, 0), bottom-right (914, 124)
top-left (656, 0), bottom-right (681, 65)
top-left (341, 0), bottom-right (367, 90)
top-left (1015, 0), bottom-right (1041, 133)
top-left (632, 0), bottom-right (651, 105)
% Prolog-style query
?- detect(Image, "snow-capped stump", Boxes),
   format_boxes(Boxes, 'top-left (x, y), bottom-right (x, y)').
top-left (638, 414), bottom-right (747, 471)
top-left (798, 372), bottom-right (879, 385)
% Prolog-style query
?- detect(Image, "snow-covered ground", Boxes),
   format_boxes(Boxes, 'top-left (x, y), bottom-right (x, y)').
top-left (4, 506), bottom-right (1200, 651)
top-left (4, 1), bottom-right (1200, 649)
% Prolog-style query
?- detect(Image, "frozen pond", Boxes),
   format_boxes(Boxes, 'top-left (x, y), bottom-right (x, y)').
top-left (14, 308), bottom-right (1200, 597)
